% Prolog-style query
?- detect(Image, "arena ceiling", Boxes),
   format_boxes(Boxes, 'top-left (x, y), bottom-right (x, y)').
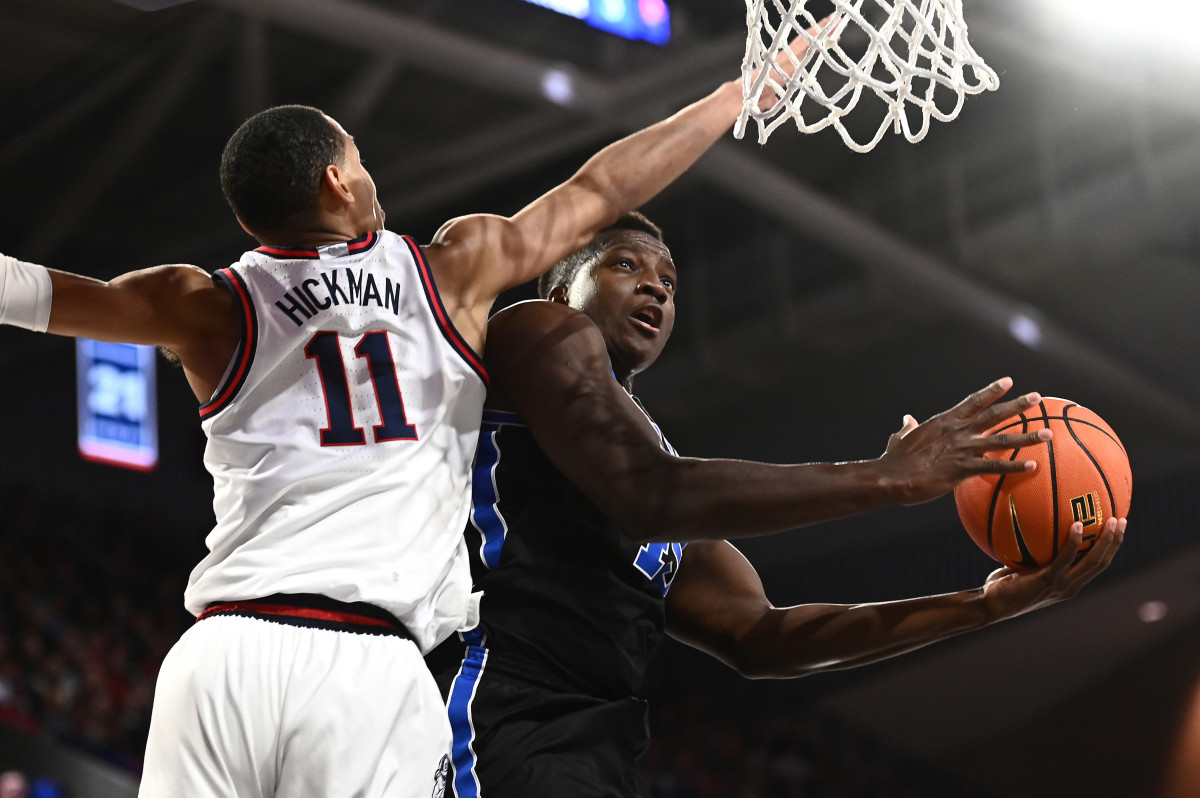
top-left (4, 0), bottom-right (1199, 470)
top-left (3, 1), bottom-right (1200, 790)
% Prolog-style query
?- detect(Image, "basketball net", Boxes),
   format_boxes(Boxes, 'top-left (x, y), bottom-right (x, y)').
top-left (736, 0), bottom-right (999, 153)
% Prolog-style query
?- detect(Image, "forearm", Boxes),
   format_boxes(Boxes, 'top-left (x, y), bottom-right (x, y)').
top-left (738, 589), bottom-right (996, 679)
top-left (621, 456), bottom-right (905, 542)
top-left (569, 80), bottom-right (742, 217)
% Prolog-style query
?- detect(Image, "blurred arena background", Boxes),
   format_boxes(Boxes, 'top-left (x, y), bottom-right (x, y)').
top-left (2, 0), bottom-right (1200, 795)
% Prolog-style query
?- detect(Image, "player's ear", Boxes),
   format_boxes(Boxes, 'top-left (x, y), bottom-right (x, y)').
top-left (235, 216), bottom-right (256, 238)
top-left (546, 284), bottom-right (569, 305)
top-left (322, 164), bottom-right (355, 204)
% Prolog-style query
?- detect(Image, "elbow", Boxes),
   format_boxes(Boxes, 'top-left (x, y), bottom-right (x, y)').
top-left (568, 171), bottom-right (626, 222)
top-left (605, 467), bottom-right (691, 544)
top-left (616, 500), bottom-right (694, 545)
top-left (731, 658), bottom-right (775, 680)
top-left (725, 650), bottom-right (802, 681)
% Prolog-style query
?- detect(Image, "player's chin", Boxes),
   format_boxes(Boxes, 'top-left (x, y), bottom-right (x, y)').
top-left (631, 342), bottom-right (667, 373)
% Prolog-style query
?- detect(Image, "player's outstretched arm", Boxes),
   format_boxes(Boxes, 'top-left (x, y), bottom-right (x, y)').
top-left (487, 301), bottom-right (1054, 543)
top-left (423, 26), bottom-right (832, 329)
top-left (1, 255), bottom-right (240, 399)
top-left (665, 520), bottom-right (1124, 679)
top-left (426, 82), bottom-right (743, 304)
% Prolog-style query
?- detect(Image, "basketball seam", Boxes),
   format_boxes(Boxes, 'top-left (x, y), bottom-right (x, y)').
top-left (985, 413), bottom-right (1027, 561)
top-left (1041, 401), bottom-right (1060, 561)
top-left (992, 415), bottom-right (1125, 456)
top-left (1063, 404), bottom-right (1115, 545)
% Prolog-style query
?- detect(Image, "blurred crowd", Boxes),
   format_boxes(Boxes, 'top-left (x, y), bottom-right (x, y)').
top-left (0, 488), bottom-right (195, 774)
top-left (0, 486), bottom-right (992, 796)
top-left (0, 770), bottom-right (65, 798)
top-left (645, 694), bottom-right (993, 798)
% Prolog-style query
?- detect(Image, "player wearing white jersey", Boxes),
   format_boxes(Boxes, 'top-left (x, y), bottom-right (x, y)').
top-left (0, 31), bottom-right (829, 798)
top-left (191, 230), bottom-right (487, 651)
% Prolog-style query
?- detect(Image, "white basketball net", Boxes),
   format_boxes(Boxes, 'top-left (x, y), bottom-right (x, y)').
top-left (736, 0), bottom-right (999, 153)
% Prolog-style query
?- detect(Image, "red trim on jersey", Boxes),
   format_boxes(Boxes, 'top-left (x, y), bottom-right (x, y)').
top-left (401, 235), bottom-right (490, 386)
top-left (198, 601), bottom-right (399, 629)
top-left (254, 231), bottom-right (378, 260)
top-left (254, 244), bottom-right (319, 259)
top-left (348, 231), bottom-right (378, 252)
top-left (199, 269), bottom-right (257, 419)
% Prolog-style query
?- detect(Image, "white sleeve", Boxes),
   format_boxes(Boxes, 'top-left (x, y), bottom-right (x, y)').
top-left (0, 254), bottom-right (53, 332)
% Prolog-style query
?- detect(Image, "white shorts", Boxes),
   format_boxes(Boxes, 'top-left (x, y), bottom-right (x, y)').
top-left (139, 611), bottom-right (451, 798)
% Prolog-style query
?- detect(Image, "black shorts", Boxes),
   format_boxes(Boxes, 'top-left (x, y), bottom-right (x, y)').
top-left (437, 646), bottom-right (652, 798)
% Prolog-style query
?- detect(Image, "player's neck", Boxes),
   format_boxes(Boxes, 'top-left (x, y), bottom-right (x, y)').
top-left (254, 219), bottom-right (374, 249)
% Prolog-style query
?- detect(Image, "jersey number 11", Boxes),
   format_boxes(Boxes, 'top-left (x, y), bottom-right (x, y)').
top-left (305, 330), bottom-right (418, 446)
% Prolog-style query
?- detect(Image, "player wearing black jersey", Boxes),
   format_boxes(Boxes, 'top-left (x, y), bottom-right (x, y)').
top-left (432, 214), bottom-right (1124, 798)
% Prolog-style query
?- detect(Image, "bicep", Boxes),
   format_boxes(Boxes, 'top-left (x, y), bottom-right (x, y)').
top-left (430, 182), bottom-right (615, 301)
top-left (664, 540), bottom-right (773, 671)
top-left (48, 264), bottom-right (231, 348)
top-left (488, 304), bottom-right (678, 536)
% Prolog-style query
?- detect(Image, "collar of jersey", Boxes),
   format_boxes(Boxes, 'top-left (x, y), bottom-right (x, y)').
top-left (254, 231), bottom-right (379, 260)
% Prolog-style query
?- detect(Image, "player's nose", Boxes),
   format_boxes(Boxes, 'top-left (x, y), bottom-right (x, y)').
top-left (637, 278), bottom-right (668, 302)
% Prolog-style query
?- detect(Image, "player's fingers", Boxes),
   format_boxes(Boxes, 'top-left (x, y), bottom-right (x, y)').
top-left (976, 430), bottom-right (1051, 453)
top-left (951, 377), bottom-right (1014, 419)
top-left (1048, 524), bottom-right (1084, 579)
top-left (970, 456), bottom-right (1039, 475)
top-left (1083, 518), bottom-right (1124, 571)
top-left (895, 414), bottom-right (919, 439)
top-left (1066, 520), bottom-right (1120, 583)
top-left (971, 391), bottom-right (1042, 429)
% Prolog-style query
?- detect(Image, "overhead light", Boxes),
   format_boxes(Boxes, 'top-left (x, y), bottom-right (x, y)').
top-left (541, 68), bottom-right (576, 106)
top-left (1045, 0), bottom-right (1200, 55)
top-left (1008, 312), bottom-right (1042, 349)
top-left (1138, 600), bottom-right (1168, 623)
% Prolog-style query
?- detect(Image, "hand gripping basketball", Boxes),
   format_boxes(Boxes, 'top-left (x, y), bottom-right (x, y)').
top-left (954, 397), bottom-right (1133, 569)
top-left (876, 378), bottom-right (1050, 506)
top-left (980, 517), bottom-right (1125, 620)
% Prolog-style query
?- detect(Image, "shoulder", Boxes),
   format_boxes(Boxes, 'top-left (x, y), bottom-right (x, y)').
top-left (111, 263), bottom-right (226, 303)
top-left (487, 299), bottom-right (604, 358)
top-left (422, 214), bottom-right (518, 273)
top-left (484, 299), bottom-right (612, 397)
top-left (489, 297), bottom-right (583, 329)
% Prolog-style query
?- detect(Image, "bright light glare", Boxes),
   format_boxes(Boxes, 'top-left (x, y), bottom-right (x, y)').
top-left (541, 68), bottom-right (576, 105)
top-left (598, 0), bottom-right (627, 24)
top-left (1046, 0), bottom-right (1200, 52)
top-left (1138, 600), bottom-right (1169, 623)
top-left (510, 0), bottom-right (670, 45)
top-left (523, 0), bottom-right (587, 19)
top-left (1008, 313), bottom-right (1042, 348)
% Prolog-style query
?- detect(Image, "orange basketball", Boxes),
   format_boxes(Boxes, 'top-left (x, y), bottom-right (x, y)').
top-left (953, 397), bottom-right (1132, 570)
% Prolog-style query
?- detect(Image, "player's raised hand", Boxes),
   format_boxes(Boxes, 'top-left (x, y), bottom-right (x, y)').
top-left (756, 14), bottom-right (839, 111)
top-left (980, 518), bottom-right (1125, 621)
top-left (876, 377), bottom-right (1051, 504)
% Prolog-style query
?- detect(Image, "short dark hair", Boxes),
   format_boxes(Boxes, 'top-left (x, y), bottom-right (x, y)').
top-left (537, 212), bottom-right (665, 299)
top-left (219, 105), bottom-right (345, 236)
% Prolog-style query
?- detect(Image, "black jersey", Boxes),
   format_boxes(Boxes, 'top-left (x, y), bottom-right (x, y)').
top-left (433, 404), bottom-right (684, 798)
top-left (459, 405), bottom-right (684, 700)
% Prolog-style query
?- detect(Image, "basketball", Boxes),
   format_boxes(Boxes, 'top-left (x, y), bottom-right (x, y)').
top-left (953, 397), bottom-right (1132, 570)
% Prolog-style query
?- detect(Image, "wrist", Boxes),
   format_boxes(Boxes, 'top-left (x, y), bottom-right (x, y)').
top-left (0, 255), bottom-right (53, 332)
top-left (859, 456), bottom-right (912, 505)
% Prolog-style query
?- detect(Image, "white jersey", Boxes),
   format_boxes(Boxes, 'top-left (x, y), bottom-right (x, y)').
top-left (186, 230), bottom-right (487, 653)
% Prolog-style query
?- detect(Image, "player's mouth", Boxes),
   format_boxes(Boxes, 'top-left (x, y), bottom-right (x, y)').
top-left (630, 305), bottom-right (663, 335)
